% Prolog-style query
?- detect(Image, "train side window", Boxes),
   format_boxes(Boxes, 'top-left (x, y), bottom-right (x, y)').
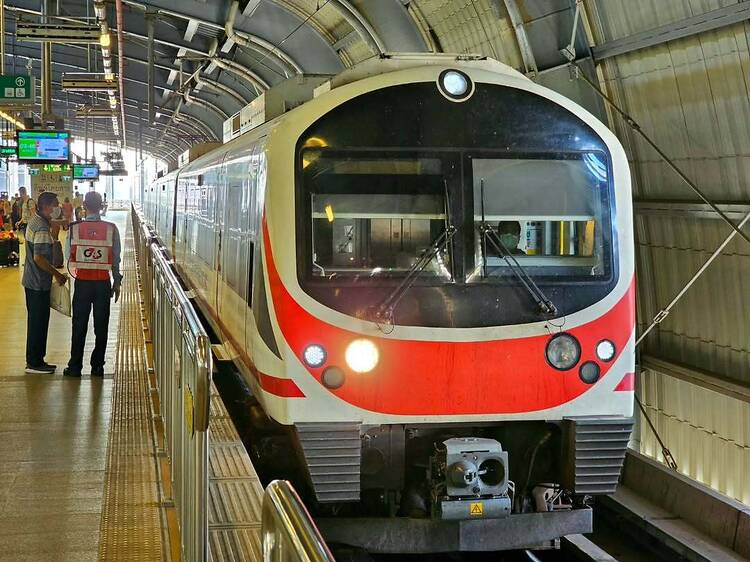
top-left (247, 242), bottom-right (255, 305)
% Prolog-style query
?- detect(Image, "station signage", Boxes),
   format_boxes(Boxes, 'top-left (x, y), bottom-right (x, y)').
top-left (29, 163), bottom-right (74, 200)
top-left (28, 163), bottom-right (72, 173)
top-left (0, 75), bottom-right (34, 106)
top-left (0, 145), bottom-right (17, 157)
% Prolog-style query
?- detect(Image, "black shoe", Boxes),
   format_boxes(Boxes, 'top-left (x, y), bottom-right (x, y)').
top-left (41, 362), bottom-right (57, 371)
top-left (91, 366), bottom-right (105, 377)
top-left (63, 367), bottom-right (82, 377)
top-left (25, 364), bottom-right (55, 374)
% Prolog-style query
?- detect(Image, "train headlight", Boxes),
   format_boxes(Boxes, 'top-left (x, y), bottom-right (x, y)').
top-left (596, 339), bottom-right (616, 362)
top-left (345, 339), bottom-right (379, 373)
top-left (545, 334), bottom-right (580, 371)
top-left (303, 344), bottom-right (326, 368)
top-left (437, 69), bottom-right (474, 102)
top-left (579, 361), bottom-right (601, 384)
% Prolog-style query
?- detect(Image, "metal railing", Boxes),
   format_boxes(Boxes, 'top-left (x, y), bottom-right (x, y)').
top-left (133, 209), bottom-right (211, 562)
top-left (132, 208), bottom-right (334, 562)
top-left (263, 480), bottom-right (336, 562)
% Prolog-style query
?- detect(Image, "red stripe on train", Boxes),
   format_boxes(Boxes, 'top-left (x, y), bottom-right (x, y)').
top-left (614, 372), bottom-right (635, 392)
top-left (263, 219), bottom-right (635, 415)
top-left (256, 372), bottom-right (306, 398)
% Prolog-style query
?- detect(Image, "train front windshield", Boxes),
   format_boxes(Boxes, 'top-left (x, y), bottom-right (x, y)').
top-left (304, 152), bottom-right (452, 281)
top-left (302, 150), bottom-right (610, 281)
top-left (296, 81), bottom-right (619, 327)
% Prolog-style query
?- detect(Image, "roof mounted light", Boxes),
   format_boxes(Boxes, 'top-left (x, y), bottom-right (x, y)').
top-left (437, 69), bottom-right (474, 102)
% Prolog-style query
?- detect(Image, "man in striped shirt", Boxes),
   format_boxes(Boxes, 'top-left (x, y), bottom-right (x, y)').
top-left (22, 191), bottom-right (68, 374)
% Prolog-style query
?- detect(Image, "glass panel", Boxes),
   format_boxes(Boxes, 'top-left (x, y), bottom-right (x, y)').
top-left (470, 153), bottom-right (609, 281)
top-left (303, 150), bottom-right (452, 281)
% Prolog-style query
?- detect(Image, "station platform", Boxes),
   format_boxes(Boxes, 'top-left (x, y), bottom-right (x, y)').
top-left (0, 212), bottom-right (125, 561)
top-left (0, 212), bottom-right (263, 562)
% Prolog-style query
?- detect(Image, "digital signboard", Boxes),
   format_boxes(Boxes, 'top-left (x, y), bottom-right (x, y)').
top-left (73, 163), bottom-right (100, 180)
top-left (16, 130), bottom-right (71, 163)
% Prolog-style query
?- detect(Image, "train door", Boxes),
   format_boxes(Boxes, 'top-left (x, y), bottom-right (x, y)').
top-left (174, 173), bottom-right (191, 269)
top-left (246, 143), bottom-right (269, 360)
top-left (213, 151), bottom-right (229, 330)
top-left (217, 145), bottom-right (256, 356)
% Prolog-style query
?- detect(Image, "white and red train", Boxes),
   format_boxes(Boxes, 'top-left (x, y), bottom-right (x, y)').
top-left (139, 54), bottom-right (635, 552)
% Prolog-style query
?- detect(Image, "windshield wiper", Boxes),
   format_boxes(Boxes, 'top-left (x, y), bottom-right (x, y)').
top-left (372, 181), bottom-right (456, 324)
top-left (477, 179), bottom-right (557, 316)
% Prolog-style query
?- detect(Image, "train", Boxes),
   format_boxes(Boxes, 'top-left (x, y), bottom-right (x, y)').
top-left (138, 54), bottom-right (635, 553)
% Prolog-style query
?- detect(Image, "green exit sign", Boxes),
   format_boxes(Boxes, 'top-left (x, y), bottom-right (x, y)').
top-left (0, 75), bottom-right (33, 105)
top-left (0, 146), bottom-right (17, 157)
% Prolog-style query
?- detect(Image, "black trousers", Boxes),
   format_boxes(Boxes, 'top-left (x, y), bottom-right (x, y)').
top-left (68, 279), bottom-right (111, 372)
top-left (25, 288), bottom-right (51, 367)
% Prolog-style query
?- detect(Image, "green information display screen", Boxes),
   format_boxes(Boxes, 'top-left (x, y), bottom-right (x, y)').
top-left (17, 130), bottom-right (71, 163)
top-left (0, 146), bottom-right (17, 157)
top-left (73, 163), bottom-right (99, 179)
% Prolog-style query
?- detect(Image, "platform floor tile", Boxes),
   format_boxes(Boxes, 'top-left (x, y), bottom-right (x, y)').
top-left (0, 212), bottom-right (126, 562)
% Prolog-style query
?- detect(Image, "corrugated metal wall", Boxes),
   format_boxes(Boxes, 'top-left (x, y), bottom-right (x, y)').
top-left (588, 0), bottom-right (750, 383)
top-left (586, 0), bottom-right (750, 498)
top-left (638, 367), bottom-right (750, 504)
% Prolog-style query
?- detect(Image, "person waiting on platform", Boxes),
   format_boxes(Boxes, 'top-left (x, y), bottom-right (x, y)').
top-left (61, 196), bottom-right (74, 229)
top-left (72, 190), bottom-right (83, 221)
top-left (15, 186), bottom-right (35, 239)
top-left (22, 191), bottom-right (68, 374)
top-left (63, 192), bottom-right (122, 377)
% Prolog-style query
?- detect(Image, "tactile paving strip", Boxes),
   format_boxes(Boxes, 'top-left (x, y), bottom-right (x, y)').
top-left (98, 222), bottom-right (166, 561)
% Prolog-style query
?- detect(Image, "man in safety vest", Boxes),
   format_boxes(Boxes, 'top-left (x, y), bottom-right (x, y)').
top-left (63, 191), bottom-right (122, 377)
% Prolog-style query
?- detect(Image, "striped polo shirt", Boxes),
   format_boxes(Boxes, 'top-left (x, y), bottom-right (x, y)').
top-left (22, 212), bottom-right (53, 291)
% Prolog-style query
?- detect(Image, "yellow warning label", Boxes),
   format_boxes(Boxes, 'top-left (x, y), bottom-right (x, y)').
top-left (470, 502), bottom-right (484, 517)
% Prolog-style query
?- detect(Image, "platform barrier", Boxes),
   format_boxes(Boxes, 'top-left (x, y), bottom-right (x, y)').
top-left (263, 480), bottom-right (335, 562)
top-left (132, 208), bottom-right (334, 561)
top-left (133, 209), bottom-right (211, 561)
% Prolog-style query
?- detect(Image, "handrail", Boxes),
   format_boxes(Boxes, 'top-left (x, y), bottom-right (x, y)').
top-left (132, 207), bottom-right (212, 561)
top-left (134, 208), bottom-right (332, 561)
top-left (150, 242), bottom-right (212, 433)
top-left (262, 480), bottom-right (335, 562)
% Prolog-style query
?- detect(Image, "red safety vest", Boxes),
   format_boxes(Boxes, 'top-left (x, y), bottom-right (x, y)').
top-left (69, 220), bottom-right (115, 281)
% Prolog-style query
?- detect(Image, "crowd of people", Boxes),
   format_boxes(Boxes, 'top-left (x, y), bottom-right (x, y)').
top-left (0, 188), bottom-right (103, 234)
top-left (6, 187), bottom-right (122, 377)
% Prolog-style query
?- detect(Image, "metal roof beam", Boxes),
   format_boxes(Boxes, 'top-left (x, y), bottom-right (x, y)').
top-left (328, 0), bottom-right (384, 55)
top-left (592, 2), bottom-right (750, 61)
top-left (642, 354), bottom-right (750, 405)
top-left (49, 87), bottom-right (217, 141)
top-left (502, 0), bottom-right (538, 76)
top-left (183, 18), bottom-right (199, 42)
top-left (347, 0), bottom-right (426, 52)
top-left (121, 0), bottom-right (302, 72)
top-left (634, 199), bottom-right (750, 221)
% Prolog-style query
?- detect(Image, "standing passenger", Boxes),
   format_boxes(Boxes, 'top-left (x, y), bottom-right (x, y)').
top-left (64, 192), bottom-right (122, 377)
top-left (11, 192), bottom-right (21, 231)
top-left (61, 196), bottom-right (74, 229)
top-left (22, 191), bottom-right (67, 374)
top-left (15, 186), bottom-right (35, 236)
top-left (72, 190), bottom-right (83, 221)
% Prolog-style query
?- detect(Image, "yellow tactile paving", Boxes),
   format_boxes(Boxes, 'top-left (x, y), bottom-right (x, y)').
top-left (98, 215), bottom-right (167, 561)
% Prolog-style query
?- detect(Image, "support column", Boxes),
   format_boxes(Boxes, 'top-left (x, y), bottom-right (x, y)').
top-left (146, 11), bottom-right (155, 125)
top-left (41, 0), bottom-right (53, 121)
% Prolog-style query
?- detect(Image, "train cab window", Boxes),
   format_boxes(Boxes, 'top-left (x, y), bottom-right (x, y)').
top-left (467, 152), bottom-right (612, 283)
top-left (302, 150), bottom-right (453, 282)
